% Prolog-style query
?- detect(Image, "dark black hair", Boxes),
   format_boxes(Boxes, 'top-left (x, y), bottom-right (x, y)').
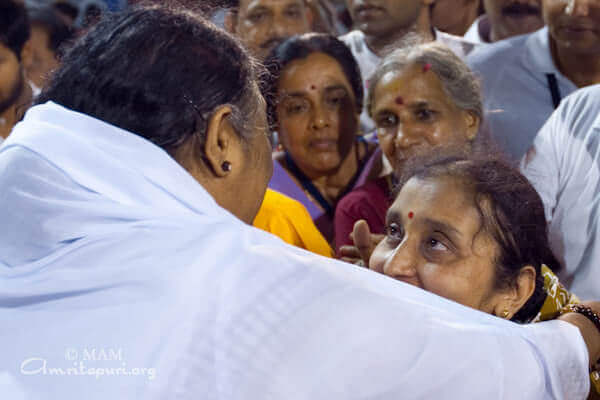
top-left (38, 5), bottom-right (262, 153)
top-left (398, 148), bottom-right (558, 323)
top-left (26, 4), bottom-right (74, 54)
top-left (0, 0), bottom-right (30, 60)
top-left (262, 33), bottom-right (363, 129)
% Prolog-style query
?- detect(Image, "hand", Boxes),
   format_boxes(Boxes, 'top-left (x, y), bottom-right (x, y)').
top-left (558, 301), bottom-right (600, 368)
top-left (338, 220), bottom-right (384, 267)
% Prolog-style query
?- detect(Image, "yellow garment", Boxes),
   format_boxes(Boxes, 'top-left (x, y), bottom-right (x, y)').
top-left (253, 189), bottom-right (333, 258)
top-left (533, 265), bottom-right (599, 398)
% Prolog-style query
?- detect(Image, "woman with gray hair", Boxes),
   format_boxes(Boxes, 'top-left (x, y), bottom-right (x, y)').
top-left (335, 41), bottom-right (483, 255)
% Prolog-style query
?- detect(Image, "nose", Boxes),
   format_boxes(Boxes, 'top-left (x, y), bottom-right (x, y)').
top-left (394, 124), bottom-right (422, 149)
top-left (311, 106), bottom-right (330, 130)
top-left (566, 0), bottom-right (591, 16)
top-left (382, 238), bottom-right (419, 282)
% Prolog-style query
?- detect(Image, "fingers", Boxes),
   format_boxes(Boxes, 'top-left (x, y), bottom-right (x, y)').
top-left (338, 245), bottom-right (361, 259)
top-left (352, 220), bottom-right (373, 264)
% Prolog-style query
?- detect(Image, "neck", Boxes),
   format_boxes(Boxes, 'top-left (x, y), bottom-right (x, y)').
top-left (311, 142), bottom-right (361, 204)
top-left (552, 39), bottom-right (600, 88)
top-left (0, 106), bottom-right (16, 139)
top-left (365, 12), bottom-right (434, 56)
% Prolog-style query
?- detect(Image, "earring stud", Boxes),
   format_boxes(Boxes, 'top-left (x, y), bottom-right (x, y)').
top-left (221, 161), bottom-right (231, 172)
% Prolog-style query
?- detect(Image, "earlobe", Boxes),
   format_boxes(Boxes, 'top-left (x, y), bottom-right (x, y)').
top-left (496, 266), bottom-right (537, 319)
top-left (203, 105), bottom-right (236, 177)
top-left (464, 112), bottom-right (480, 141)
top-left (20, 39), bottom-right (34, 71)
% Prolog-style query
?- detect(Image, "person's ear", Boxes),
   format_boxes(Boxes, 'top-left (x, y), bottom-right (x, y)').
top-left (203, 105), bottom-right (238, 178)
top-left (463, 111), bottom-right (480, 141)
top-left (495, 265), bottom-right (537, 319)
top-left (224, 11), bottom-right (237, 34)
top-left (20, 38), bottom-right (34, 72)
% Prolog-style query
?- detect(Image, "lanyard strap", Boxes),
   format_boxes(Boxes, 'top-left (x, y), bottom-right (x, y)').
top-left (546, 73), bottom-right (562, 109)
top-left (284, 152), bottom-right (335, 216)
top-left (284, 141), bottom-right (370, 217)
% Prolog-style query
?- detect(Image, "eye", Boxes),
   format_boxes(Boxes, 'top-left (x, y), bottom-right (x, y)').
top-left (385, 222), bottom-right (404, 243)
top-left (247, 11), bottom-right (267, 23)
top-left (282, 99), bottom-right (309, 115)
top-left (426, 237), bottom-right (448, 251)
top-left (376, 113), bottom-right (398, 128)
top-left (326, 95), bottom-right (343, 108)
top-left (285, 8), bottom-right (302, 18)
top-left (415, 109), bottom-right (436, 122)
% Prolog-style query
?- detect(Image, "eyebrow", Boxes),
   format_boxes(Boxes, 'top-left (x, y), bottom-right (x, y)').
top-left (281, 84), bottom-right (348, 99)
top-left (423, 218), bottom-right (463, 238)
top-left (246, 5), bottom-right (271, 14)
top-left (386, 211), bottom-right (462, 238)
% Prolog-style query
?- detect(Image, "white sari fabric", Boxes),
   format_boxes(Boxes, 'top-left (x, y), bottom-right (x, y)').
top-left (0, 102), bottom-right (590, 399)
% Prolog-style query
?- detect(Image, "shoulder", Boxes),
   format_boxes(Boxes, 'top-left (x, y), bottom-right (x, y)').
top-left (467, 33), bottom-right (528, 70)
top-left (258, 189), bottom-right (307, 216)
top-left (337, 178), bottom-right (389, 214)
top-left (339, 30), bottom-right (366, 52)
top-left (545, 84), bottom-right (600, 139)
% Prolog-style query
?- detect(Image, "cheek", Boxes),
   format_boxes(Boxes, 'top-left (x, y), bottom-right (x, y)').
top-left (368, 243), bottom-right (389, 274)
top-left (0, 61), bottom-right (19, 93)
top-left (418, 264), bottom-right (476, 306)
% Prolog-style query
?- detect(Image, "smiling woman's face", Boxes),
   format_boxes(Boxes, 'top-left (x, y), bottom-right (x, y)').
top-left (369, 175), bottom-right (506, 312)
top-left (370, 65), bottom-right (478, 171)
top-left (276, 52), bottom-right (358, 179)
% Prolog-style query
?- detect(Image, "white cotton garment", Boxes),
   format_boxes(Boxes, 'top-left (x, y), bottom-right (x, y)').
top-left (0, 102), bottom-right (590, 399)
top-left (521, 84), bottom-right (600, 299)
top-left (467, 27), bottom-right (578, 162)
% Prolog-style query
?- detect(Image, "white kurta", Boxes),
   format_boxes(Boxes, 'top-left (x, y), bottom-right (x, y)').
top-left (0, 102), bottom-right (590, 399)
top-left (521, 84), bottom-right (600, 299)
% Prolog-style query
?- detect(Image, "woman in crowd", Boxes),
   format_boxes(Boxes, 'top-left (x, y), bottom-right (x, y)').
top-left (369, 149), bottom-right (600, 397)
top-left (264, 33), bottom-right (381, 242)
top-left (335, 42), bottom-right (481, 254)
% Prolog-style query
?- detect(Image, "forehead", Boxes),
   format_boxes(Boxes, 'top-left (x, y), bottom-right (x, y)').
top-left (278, 52), bottom-right (352, 92)
top-left (373, 65), bottom-right (450, 107)
top-left (485, 0), bottom-right (541, 6)
top-left (240, 0), bottom-right (306, 12)
top-left (393, 176), bottom-right (482, 232)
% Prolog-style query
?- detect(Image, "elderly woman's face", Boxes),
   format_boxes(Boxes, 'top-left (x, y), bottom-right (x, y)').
top-left (371, 65), bottom-right (478, 171)
top-left (276, 52), bottom-right (358, 179)
top-left (369, 176), bottom-right (505, 312)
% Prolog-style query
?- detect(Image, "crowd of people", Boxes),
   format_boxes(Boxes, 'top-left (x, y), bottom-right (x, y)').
top-left (1, 0), bottom-right (600, 398)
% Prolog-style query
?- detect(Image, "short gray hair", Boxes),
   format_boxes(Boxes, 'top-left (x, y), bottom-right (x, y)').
top-left (367, 42), bottom-right (482, 121)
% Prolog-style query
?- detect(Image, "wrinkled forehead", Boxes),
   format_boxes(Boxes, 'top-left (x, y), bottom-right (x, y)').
top-left (239, 0), bottom-right (307, 13)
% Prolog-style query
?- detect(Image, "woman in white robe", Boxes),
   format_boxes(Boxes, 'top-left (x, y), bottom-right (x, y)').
top-left (0, 5), bottom-right (596, 399)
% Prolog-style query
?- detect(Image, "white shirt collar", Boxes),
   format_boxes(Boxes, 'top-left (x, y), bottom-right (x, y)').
top-left (522, 27), bottom-right (562, 75)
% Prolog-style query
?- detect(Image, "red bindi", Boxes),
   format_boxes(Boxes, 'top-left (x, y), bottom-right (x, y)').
top-left (310, 85), bottom-right (316, 90)
top-left (408, 211), bottom-right (414, 219)
top-left (423, 63), bottom-right (431, 72)
top-left (395, 96), bottom-right (404, 105)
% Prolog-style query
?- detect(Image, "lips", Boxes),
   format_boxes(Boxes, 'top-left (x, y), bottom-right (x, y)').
top-left (355, 3), bottom-right (385, 17)
top-left (310, 138), bottom-right (338, 151)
